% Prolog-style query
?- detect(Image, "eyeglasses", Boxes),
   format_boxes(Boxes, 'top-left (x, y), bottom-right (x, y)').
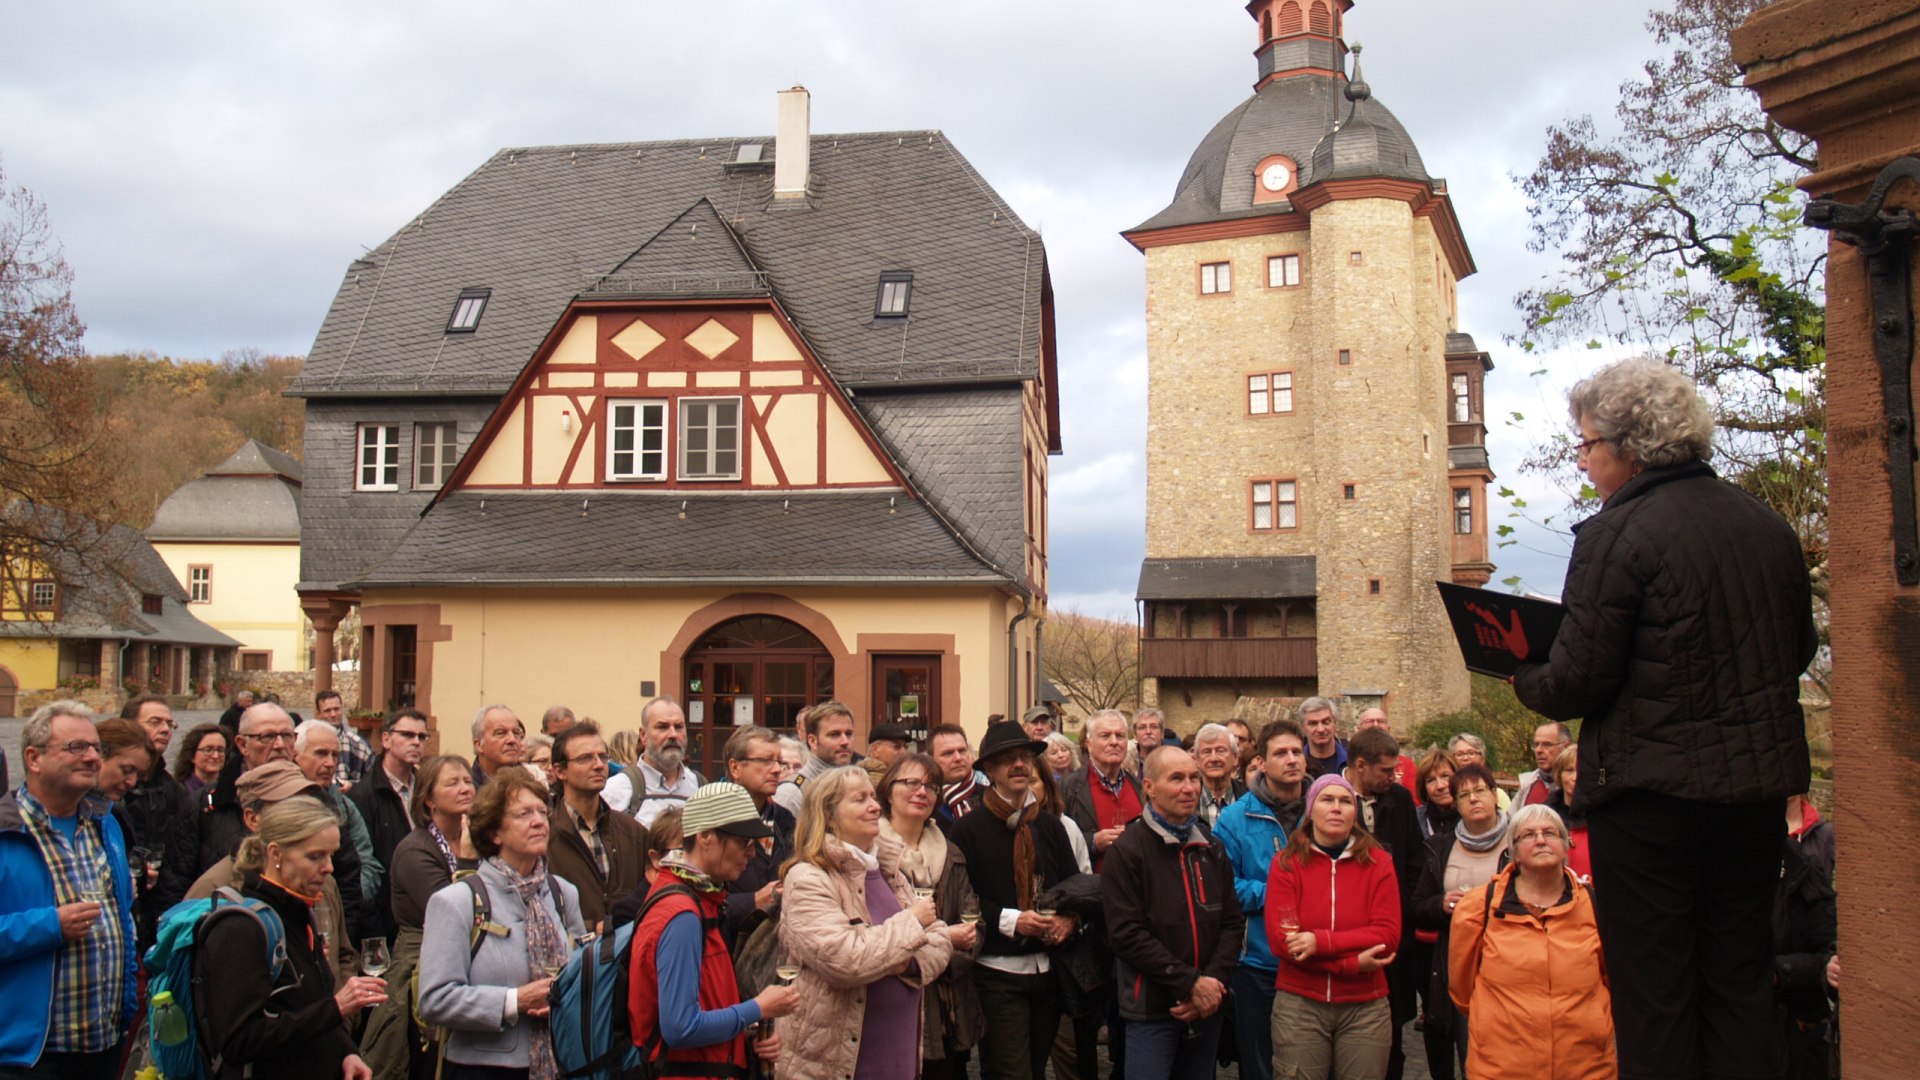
top-left (1516, 828), bottom-right (1565, 845)
top-left (891, 779), bottom-right (934, 792)
top-left (733, 756), bottom-right (781, 768)
top-left (48, 739), bottom-right (103, 757)
top-left (1573, 436), bottom-right (1609, 457)
top-left (143, 719), bottom-right (179, 731)
top-left (195, 746), bottom-right (228, 757)
top-left (246, 731), bottom-right (296, 744)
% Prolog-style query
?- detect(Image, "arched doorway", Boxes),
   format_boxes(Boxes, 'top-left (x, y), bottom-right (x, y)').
top-left (683, 615), bottom-right (833, 777)
top-left (0, 665), bottom-right (15, 719)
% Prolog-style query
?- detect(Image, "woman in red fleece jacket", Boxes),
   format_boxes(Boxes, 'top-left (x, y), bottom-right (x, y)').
top-left (1265, 772), bottom-right (1401, 1080)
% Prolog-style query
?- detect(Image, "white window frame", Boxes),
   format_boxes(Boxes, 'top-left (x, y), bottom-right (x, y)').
top-left (1454, 487), bottom-right (1474, 533)
top-left (1201, 261), bottom-right (1232, 295)
top-left (678, 397), bottom-right (743, 481)
top-left (1272, 371), bottom-right (1294, 414)
top-left (1251, 479), bottom-right (1299, 531)
top-left (414, 422), bottom-right (459, 490)
top-left (1267, 254), bottom-right (1301, 288)
top-left (1452, 373), bottom-right (1472, 422)
top-left (188, 565), bottom-right (212, 604)
top-left (356, 424), bottom-right (401, 491)
top-left (607, 399), bottom-right (670, 482)
top-left (1248, 374), bottom-right (1270, 415)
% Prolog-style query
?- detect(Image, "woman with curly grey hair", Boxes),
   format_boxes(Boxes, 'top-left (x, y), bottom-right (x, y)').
top-left (1512, 357), bottom-right (1818, 1080)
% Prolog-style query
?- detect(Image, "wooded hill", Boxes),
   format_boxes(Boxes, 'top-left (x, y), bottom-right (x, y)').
top-left (86, 350), bottom-right (306, 526)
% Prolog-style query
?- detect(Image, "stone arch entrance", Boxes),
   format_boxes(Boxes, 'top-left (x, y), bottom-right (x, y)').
top-left (682, 614), bottom-right (834, 777)
top-left (0, 665), bottom-right (15, 719)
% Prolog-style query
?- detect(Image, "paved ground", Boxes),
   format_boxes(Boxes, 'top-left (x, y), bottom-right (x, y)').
top-left (957, 1017), bottom-right (1431, 1079)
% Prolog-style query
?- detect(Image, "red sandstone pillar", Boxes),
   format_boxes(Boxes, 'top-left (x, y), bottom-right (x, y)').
top-left (1735, 2), bottom-right (1920, 1068)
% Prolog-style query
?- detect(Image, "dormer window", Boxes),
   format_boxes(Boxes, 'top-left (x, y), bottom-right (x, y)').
top-left (141, 594), bottom-right (163, 616)
top-left (27, 580), bottom-right (57, 612)
top-left (447, 288), bottom-right (491, 333)
top-left (875, 273), bottom-right (912, 317)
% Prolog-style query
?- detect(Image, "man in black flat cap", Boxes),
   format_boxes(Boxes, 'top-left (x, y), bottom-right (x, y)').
top-left (950, 721), bottom-right (1081, 1080)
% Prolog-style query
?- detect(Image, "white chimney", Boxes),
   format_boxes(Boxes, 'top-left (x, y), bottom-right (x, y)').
top-left (774, 86), bottom-right (811, 200)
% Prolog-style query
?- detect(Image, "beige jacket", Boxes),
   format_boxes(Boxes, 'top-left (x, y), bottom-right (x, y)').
top-left (775, 833), bottom-right (953, 1080)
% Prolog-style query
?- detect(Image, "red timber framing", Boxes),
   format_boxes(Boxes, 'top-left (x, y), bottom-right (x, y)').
top-left (436, 297), bottom-right (914, 500)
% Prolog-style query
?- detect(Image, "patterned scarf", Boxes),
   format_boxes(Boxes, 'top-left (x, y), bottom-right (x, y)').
top-left (1456, 809), bottom-right (1512, 854)
top-left (657, 849), bottom-right (725, 895)
top-left (427, 821), bottom-right (458, 872)
top-left (1092, 766), bottom-right (1130, 800)
top-left (980, 785), bottom-right (1039, 911)
top-left (490, 857), bottom-right (564, 1080)
top-left (1149, 804), bottom-right (1195, 843)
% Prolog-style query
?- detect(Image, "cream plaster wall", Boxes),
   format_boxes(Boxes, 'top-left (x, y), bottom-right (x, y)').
top-left (372, 585), bottom-right (1029, 759)
top-left (154, 541), bottom-right (306, 669)
top-left (0, 639), bottom-right (61, 690)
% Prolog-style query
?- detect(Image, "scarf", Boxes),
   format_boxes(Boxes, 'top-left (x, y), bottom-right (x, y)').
top-left (1251, 773), bottom-right (1305, 826)
top-left (1456, 809), bottom-right (1511, 854)
top-left (658, 849), bottom-right (724, 894)
top-left (427, 820), bottom-right (458, 872)
top-left (981, 785), bottom-right (1039, 911)
top-left (490, 857), bottom-right (564, 1080)
top-left (879, 817), bottom-right (948, 890)
top-left (1149, 804), bottom-right (1195, 843)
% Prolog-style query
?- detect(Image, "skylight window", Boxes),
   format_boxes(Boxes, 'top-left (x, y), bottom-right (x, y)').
top-left (447, 288), bottom-right (491, 333)
top-left (876, 272), bottom-right (913, 317)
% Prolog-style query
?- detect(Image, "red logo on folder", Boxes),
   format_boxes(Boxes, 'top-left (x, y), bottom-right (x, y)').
top-left (1465, 602), bottom-right (1530, 661)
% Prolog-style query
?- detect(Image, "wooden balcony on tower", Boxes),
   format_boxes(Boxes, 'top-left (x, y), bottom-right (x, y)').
top-left (1140, 635), bottom-right (1318, 679)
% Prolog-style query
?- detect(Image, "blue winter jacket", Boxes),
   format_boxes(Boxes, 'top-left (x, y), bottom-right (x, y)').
top-left (1212, 781), bottom-right (1305, 974)
top-left (0, 790), bottom-right (140, 1067)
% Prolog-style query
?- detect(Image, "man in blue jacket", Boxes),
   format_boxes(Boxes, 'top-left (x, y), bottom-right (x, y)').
top-left (1212, 718), bottom-right (1309, 1080)
top-left (0, 701), bottom-right (139, 1080)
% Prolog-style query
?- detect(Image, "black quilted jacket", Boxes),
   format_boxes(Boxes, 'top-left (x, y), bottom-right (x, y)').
top-left (1514, 461), bottom-right (1818, 811)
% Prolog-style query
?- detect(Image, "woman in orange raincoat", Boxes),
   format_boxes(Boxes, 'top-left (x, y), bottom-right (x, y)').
top-left (1449, 803), bottom-right (1616, 1079)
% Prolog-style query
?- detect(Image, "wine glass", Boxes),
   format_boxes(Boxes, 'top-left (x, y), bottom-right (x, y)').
top-left (958, 893), bottom-right (982, 927)
top-left (1274, 903), bottom-right (1301, 935)
top-left (361, 937), bottom-right (391, 978)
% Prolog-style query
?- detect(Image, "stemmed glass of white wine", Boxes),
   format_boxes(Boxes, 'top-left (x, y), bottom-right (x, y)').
top-left (958, 893), bottom-right (981, 927)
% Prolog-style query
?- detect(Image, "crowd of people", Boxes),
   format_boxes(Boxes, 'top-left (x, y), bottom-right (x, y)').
top-left (0, 359), bottom-right (1836, 1080)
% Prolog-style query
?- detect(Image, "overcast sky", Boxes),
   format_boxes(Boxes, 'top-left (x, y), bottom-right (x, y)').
top-left (1, 0), bottom-right (1674, 618)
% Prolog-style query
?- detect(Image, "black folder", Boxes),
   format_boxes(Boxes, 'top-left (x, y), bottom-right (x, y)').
top-left (1435, 581), bottom-right (1566, 678)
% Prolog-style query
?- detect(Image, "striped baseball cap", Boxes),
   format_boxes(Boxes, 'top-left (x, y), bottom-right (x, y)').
top-left (680, 781), bottom-right (774, 839)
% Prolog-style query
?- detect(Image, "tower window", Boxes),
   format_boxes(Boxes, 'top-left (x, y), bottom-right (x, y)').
top-left (1367, 578), bottom-right (1382, 595)
top-left (1249, 374), bottom-right (1268, 415)
top-left (1455, 488), bottom-right (1474, 533)
top-left (1268, 254), bottom-right (1301, 288)
top-left (1451, 373), bottom-right (1473, 422)
top-left (1201, 262), bottom-right (1232, 294)
top-left (1247, 371), bottom-right (1294, 415)
top-left (1309, 1), bottom-right (1333, 36)
top-left (1348, 250), bottom-right (1364, 265)
top-left (447, 288), bottom-right (490, 333)
top-left (1338, 349), bottom-right (1352, 365)
top-left (1251, 479), bottom-right (1299, 531)
top-left (875, 272), bottom-right (913, 317)
top-left (1277, 0), bottom-right (1303, 34)
top-left (1343, 483), bottom-right (1356, 501)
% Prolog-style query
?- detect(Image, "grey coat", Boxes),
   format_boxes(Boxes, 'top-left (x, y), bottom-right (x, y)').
top-left (417, 859), bottom-right (586, 1068)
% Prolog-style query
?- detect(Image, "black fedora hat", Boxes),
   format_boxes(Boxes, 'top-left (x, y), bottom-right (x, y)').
top-left (976, 720), bottom-right (1048, 764)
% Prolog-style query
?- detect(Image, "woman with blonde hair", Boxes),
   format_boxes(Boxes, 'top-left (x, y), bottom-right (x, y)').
top-left (200, 796), bottom-right (388, 1080)
top-left (1448, 803), bottom-right (1614, 1078)
top-left (776, 766), bottom-right (955, 1080)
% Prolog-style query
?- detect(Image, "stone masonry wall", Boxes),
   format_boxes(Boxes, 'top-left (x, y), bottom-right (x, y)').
top-left (1141, 197), bottom-right (1469, 727)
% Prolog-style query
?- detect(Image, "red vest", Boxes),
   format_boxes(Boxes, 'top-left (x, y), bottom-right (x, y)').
top-left (626, 877), bottom-right (746, 1075)
top-left (1089, 774), bottom-right (1144, 869)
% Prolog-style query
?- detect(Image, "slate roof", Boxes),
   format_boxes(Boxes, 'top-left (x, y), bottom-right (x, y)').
top-left (0, 504), bottom-right (242, 647)
top-left (290, 131), bottom-right (1049, 396)
top-left (291, 126), bottom-right (1056, 594)
top-left (357, 490), bottom-right (1003, 588)
top-left (1130, 72), bottom-right (1430, 234)
top-left (1136, 556), bottom-right (1318, 601)
top-left (148, 439), bottom-right (303, 543)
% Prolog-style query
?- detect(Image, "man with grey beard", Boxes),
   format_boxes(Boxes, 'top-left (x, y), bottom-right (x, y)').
top-left (604, 696), bottom-right (702, 826)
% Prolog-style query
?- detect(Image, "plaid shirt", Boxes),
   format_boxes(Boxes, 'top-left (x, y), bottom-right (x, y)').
top-left (334, 723), bottom-right (377, 787)
top-left (566, 801), bottom-right (609, 878)
top-left (18, 791), bottom-right (130, 1053)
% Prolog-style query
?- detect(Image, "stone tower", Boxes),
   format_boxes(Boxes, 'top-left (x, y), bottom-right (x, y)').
top-left (1125, 0), bottom-right (1495, 734)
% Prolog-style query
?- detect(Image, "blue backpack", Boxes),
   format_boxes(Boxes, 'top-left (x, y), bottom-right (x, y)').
top-left (549, 883), bottom-right (698, 1080)
top-left (144, 887), bottom-right (287, 1080)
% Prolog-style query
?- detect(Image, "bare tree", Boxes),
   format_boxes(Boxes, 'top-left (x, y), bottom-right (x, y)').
top-left (1043, 608), bottom-right (1140, 713)
top-left (0, 159), bottom-right (128, 613)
